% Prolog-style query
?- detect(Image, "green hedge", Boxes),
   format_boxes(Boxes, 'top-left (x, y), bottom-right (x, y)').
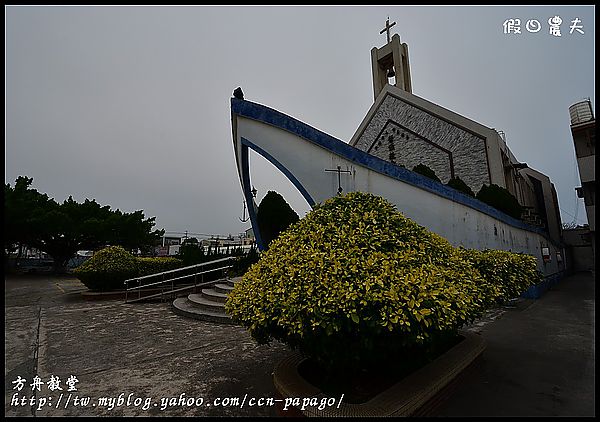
top-left (229, 246), bottom-right (260, 277)
top-left (476, 183), bottom-right (523, 220)
top-left (412, 164), bottom-right (441, 183)
top-left (226, 192), bottom-right (494, 372)
top-left (73, 246), bottom-right (140, 292)
top-left (138, 257), bottom-right (183, 276)
top-left (446, 177), bottom-right (475, 197)
top-left (73, 246), bottom-right (183, 292)
top-left (459, 248), bottom-right (541, 303)
top-left (225, 192), bottom-right (541, 374)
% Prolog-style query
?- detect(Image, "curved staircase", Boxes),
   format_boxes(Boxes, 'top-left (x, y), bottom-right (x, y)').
top-left (172, 277), bottom-right (241, 324)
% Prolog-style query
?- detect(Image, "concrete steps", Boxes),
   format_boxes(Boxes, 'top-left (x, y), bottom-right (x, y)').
top-left (171, 276), bottom-right (242, 324)
top-left (214, 283), bottom-right (234, 294)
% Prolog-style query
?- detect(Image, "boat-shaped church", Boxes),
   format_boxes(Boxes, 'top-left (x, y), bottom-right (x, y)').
top-left (231, 21), bottom-right (565, 282)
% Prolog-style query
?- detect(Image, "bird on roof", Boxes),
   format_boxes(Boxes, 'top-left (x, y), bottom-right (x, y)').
top-left (233, 87), bottom-right (244, 100)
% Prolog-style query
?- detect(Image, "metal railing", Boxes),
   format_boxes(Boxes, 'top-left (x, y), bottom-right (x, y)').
top-left (124, 256), bottom-right (235, 303)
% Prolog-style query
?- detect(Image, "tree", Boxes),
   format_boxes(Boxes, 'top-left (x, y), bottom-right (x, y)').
top-left (4, 176), bottom-right (55, 267)
top-left (177, 237), bottom-right (206, 266)
top-left (257, 191), bottom-right (300, 249)
top-left (412, 164), bottom-right (441, 183)
top-left (4, 176), bottom-right (164, 273)
top-left (476, 183), bottom-right (523, 220)
top-left (446, 177), bottom-right (475, 197)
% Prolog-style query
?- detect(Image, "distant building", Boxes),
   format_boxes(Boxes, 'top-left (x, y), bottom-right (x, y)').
top-left (568, 99), bottom-right (595, 268)
top-left (153, 235), bottom-right (182, 256)
top-left (563, 226), bottom-right (594, 272)
top-left (161, 236), bottom-right (182, 247)
top-left (243, 227), bottom-right (255, 246)
top-left (516, 167), bottom-right (563, 246)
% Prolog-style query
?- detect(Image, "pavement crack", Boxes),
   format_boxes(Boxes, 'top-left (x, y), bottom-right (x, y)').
top-left (30, 306), bottom-right (43, 417)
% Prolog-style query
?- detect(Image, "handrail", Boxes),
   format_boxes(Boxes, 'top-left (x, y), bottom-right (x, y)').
top-left (124, 256), bottom-right (235, 303)
top-left (124, 256), bottom-right (234, 284)
top-left (126, 283), bottom-right (208, 304)
top-left (126, 265), bottom-right (232, 291)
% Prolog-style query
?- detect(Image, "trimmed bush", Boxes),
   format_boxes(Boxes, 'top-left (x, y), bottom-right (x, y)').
top-left (225, 192), bottom-right (496, 373)
top-left (412, 164), bottom-right (441, 183)
top-left (459, 248), bottom-right (541, 303)
top-left (257, 191), bottom-right (299, 249)
top-left (177, 238), bottom-right (206, 266)
top-left (476, 183), bottom-right (523, 220)
top-left (446, 177), bottom-right (475, 197)
top-left (73, 246), bottom-right (139, 292)
top-left (137, 257), bottom-right (183, 276)
top-left (229, 246), bottom-right (260, 277)
top-left (74, 247), bottom-right (184, 291)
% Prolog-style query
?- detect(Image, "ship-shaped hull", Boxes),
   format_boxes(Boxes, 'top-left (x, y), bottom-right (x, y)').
top-left (231, 97), bottom-right (564, 280)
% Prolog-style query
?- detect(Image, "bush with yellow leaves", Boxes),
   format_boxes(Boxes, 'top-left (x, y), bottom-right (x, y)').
top-left (225, 192), bottom-right (539, 372)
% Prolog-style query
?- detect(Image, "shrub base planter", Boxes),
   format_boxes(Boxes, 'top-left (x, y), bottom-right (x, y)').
top-left (273, 330), bottom-right (485, 417)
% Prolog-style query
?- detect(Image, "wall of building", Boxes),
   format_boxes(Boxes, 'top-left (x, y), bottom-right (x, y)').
top-left (518, 167), bottom-right (563, 245)
top-left (569, 105), bottom-right (595, 268)
top-left (563, 227), bottom-right (595, 272)
top-left (351, 88), bottom-right (491, 193)
top-left (348, 85), bottom-right (564, 244)
top-left (233, 99), bottom-right (564, 278)
top-left (570, 120), bottom-right (595, 233)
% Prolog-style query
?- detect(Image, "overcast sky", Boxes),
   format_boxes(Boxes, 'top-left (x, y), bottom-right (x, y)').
top-left (5, 5), bottom-right (595, 239)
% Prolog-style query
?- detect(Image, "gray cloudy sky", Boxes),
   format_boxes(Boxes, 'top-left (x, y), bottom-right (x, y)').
top-left (5, 5), bottom-right (595, 239)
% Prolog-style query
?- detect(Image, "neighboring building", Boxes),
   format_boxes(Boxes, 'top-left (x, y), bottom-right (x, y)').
top-left (154, 235), bottom-right (182, 256)
top-left (350, 31), bottom-right (563, 245)
top-left (161, 236), bottom-right (182, 247)
top-left (243, 227), bottom-right (256, 246)
top-left (516, 167), bottom-right (563, 246)
top-left (569, 99), bottom-right (595, 268)
top-left (563, 226), bottom-right (594, 272)
top-left (167, 244), bottom-right (181, 256)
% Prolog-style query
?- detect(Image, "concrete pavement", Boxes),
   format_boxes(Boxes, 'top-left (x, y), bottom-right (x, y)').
top-left (5, 275), bottom-right (289, 416)
top-left (4, 271), bottom-right (595, 416)
top-left (435, 271), bottom-right (595, 416)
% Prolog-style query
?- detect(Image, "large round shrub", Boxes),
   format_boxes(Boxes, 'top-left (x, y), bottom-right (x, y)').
top-left (73, 246), bottom-right (139, 292)
top-left (225, 192), bottom-right (497, 373)
top-left (459, 248), bottom-right (541, 303)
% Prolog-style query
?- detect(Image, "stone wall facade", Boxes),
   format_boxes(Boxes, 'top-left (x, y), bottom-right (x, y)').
top-left (353, 94), bottom-right (491, 192)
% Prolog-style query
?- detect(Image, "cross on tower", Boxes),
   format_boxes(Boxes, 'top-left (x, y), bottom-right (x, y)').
top-left (380, 17), bottom-right (396, 44)
top-left (325, 165), bottom-right (352, 195)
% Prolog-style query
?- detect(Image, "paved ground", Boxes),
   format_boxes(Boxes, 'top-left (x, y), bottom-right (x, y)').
top-left (436, 271), bottom-right (595, 417)
top-left (5, 275), bottom-right (289, 416)
top-left (4, 271), bottom-right (595, 417)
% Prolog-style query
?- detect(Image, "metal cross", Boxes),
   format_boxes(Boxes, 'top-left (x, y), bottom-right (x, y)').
top-left (380, 17), bottom-right (396, 44)
top-left (325, 165), bottom-right (352, 195)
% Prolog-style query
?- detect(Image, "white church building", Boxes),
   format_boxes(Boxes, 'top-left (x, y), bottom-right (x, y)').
top-left (230, 21), bottom-right (565, 285)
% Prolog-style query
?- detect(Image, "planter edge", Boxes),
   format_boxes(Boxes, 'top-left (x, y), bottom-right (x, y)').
top-left (273, 330), bottom-right (486, 417)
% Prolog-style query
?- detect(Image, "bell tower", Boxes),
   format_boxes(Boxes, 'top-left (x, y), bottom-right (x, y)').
top-left (371, 18), bottom-right (412, 100)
